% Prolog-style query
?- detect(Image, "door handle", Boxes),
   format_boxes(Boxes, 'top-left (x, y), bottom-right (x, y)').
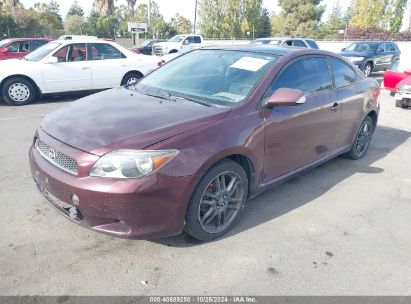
top-left (81, 67), bottom-right (90, 70)
top-left (331, 103), bottom-right (339, 112)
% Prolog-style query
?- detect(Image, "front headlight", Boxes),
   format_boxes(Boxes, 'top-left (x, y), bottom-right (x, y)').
top-left (348, 56), bottom-right (364, 62)
top-left (90, 150), bottom-right (179, 179)
top-left (398, 84), bottom-right (411, 93)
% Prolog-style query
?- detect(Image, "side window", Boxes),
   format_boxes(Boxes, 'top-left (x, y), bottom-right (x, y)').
top-left (377, 43), bottom-right (386, 53)
top-left (53, 44), bottom-right (86, 62)
top-left (293, 40), bottom-right (307, 48)
top-left (186, 37), bottom-right (195, 44)
top-left (194, 36), bottom-right (202, 44)
top-left (306, 40), bottom-right (319, 49)
top-left (283, 40), bottom-right (293, 46)
top-left (8, 41), bottom-right (30, 53)
top-left (31, 40), bottom-right (48, 51)
top-left (329, 58), bottom-right (356, 88)
top-left (90, 43), bottom-right (124, 60)
top-left (389, 43), bottom-right (397, 52)
top-left (265, 57), bottom-right (333, 97)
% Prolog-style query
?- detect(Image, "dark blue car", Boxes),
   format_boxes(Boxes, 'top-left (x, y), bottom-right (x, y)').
top-left (339, 41), bottom-right (401, 77)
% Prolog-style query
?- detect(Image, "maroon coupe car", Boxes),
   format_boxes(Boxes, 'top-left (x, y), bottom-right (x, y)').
top-left (30, 46), bottom-right (380, 241)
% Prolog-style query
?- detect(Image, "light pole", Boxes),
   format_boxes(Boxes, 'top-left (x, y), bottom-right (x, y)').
top-left (194, 0), bottom-right (198, 34)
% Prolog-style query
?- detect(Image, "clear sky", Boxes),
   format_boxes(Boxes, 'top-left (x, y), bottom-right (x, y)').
top-left (19, 0), bottom-right (337, 21)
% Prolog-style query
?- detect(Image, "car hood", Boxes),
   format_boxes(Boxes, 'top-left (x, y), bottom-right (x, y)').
top-left (40, 87), bottom-right (230, 156)
top-left (340, 51), bottom-right (374, 57)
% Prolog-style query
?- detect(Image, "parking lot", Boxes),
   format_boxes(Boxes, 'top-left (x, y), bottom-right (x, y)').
top-left (0, 87), bottom-right (410, 295)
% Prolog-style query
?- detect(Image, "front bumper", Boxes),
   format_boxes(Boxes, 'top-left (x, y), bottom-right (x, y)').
top-left (29, 131), bottom-right (198, 239)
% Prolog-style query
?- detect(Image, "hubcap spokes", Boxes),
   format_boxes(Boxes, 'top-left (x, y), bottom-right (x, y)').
top-left (9, 83), bottom-right (30, 102)
top-left (355, 121), bottom-right (372, 156)
top-left (198, 171), bottom-right (244, 234)
top-left (127, 78), bottom-right (138, 85)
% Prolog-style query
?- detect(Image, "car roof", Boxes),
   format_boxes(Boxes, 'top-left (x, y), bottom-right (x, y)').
top-left (7, 38), bottom-right (52, 41)
top-left (53, 39), bottom-right (117, 45)
top-left (255, 37), bottom-right (313, 41)
top-left (200, 44), bottom-right (305, 56)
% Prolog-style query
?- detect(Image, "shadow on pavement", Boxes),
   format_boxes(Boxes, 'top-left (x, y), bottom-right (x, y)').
top-left (155, 125), bottom-right (410, 247)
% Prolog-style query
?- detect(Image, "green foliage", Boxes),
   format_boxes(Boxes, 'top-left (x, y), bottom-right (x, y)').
top-left (273, 0), bottom-right (325, 38)
top-left (67, 1), bottom-right (85, 18)
top-left (64, 14), bottom-right (87, 35)
top-left (199, 0), bottom-right (270, 38)
top-left (318, 1), bottom-right (345, 40)
top-left (170, 14), bottom-right (193, 34)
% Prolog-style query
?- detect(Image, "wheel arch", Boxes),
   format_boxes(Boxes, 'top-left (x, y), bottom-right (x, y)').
top-left (366, 110), bottom-right (378, 131)
top-left (121, 70), bottom-right (144, 85)
top-left (0, 74), bottom-right (42, 96)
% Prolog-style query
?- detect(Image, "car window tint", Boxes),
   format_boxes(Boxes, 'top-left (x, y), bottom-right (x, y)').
top-left (90, 43), bottom-right (124, 60)
top-left (306, 40), bottom-right (319, 49)
top-left (8, 41), bottom-right (30, 53)
top-left (53, 44), bottom-right (86, 62)
top-left (293, 40), bottom-right (306, 48)
top-left (284, 40), bottom-right (293, 46)
top-left (267, 57), bottom-right (333, 96)
top-left (329, 58), bottom-right (356, 87)
top-left (194, 36), bottom-right (202, 43)
top-left (378, 43), bottom-right (386, 53)
top-left (31, 40), bottom-right (48, 51)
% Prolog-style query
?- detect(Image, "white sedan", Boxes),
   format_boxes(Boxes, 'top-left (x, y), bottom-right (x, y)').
top-left (0, 39), bottom-right (160, 105)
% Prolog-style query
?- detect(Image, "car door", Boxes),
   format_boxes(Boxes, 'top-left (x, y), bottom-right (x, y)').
top-left (6, 40), bottom-right (30, 59)
top-left (375, 43), bottom-right (391, 71)
top-left (42, 43), bottom-right (93, 93)
top-left (327, 57), bottom-right (366, 149)
top-left (88, 43), bottom-right (129, 89)
top-left (262, 56), bottom-right (341, 182)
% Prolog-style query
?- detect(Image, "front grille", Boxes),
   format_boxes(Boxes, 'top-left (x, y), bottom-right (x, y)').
top-left (36, 139), bottom-right (78, 175)
top-left (153, 46), bottom-right (163, 56)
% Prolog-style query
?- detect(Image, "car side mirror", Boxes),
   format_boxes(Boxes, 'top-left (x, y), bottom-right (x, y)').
top-left (44, 56), bottom-right (58, 64)
top-left (267, 88), bottom-right (306, 107)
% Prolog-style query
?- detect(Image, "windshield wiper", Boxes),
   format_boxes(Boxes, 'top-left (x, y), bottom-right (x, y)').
top-left (168, 95), bottom-right (213, 108)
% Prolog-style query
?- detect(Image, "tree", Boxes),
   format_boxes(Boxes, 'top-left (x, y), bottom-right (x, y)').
top-left (3, 0), bottom-right (20, 7)
top-left (67, 1), bottom-right (84, 17)
top-left (241, 0), bottom-right (263, 38)
top-left (64, 14), bottom-right (87, 35)
top-left (198, 0), bottom-right (225, 38)
top-left (95, 0), bottom-right (116, 17)
top-left (126, 0), bottom-right (137, 12)
top-left (95, 15), bottom-right (120, 38)
top-left (386, 0), bottom-right (407, 33)
top-left (320, 1), bottom-right (345, 39)
top-left (258, 8), bottom-right (271, 38)
top-left (275, 0), bottom-right (325, 37)
top-left (170, 13), bottom-right (192, 34)
top-left (349, 0), bottom-right (385, 29)
top-left (33, 1), bottom-right (63, 35)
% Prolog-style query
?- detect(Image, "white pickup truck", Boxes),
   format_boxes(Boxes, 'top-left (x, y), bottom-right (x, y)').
top-left (152, 34), bottom-right (204, 56)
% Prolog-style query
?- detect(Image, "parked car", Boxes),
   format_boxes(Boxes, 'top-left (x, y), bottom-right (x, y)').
top-left (160, 44), bottom-right (203, 64)
top-left (339, 41), bottom-right (401, 77)
top-left (0, 38), bottom-right (52, 61)
top-left (251, 37), bottom-right (320, 49)
top-left (30, 46), bottom-right (380, 241)
top-left (384, 67), bottom-right (411, 108)
top-left (152, 34), bottom-right (203, 56)
top-left (131, 39), bottom-right (164, 55)
top-left (0, 39), bottom-right (160, 105)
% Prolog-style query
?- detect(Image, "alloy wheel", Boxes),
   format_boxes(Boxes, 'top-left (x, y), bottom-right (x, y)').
top-left (198, 171), bottom-right (245, 234)
top-left (355, 119), bottom-right (373, 158)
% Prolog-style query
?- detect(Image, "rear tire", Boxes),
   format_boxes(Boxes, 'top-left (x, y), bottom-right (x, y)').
top-left (2, 77), bottom-right (36, 106)
top-left (185, 159), bottom-right (248, 241)
top-left (345, 116), bottom-right (374, 160)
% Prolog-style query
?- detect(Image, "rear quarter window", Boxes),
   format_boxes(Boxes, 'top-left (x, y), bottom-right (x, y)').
top-left (306, 40), bottom-right (319, 49)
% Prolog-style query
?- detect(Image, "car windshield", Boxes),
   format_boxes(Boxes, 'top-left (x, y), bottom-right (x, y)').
top-left (345, 42), bottom-right (379, 53)
top-left (0, 39), bottom-right (11, 48)
top-left (24, 42), bottom-right (60, 61)
top-left (130, 49), bottom-right (278, 107)
top-left (140, 40), bottom-right (152, 47)
top-left (168, 35), bottom-right (186, 42)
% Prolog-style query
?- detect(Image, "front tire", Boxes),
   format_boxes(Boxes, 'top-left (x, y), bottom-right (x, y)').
top-left (345, 116), bottom-right (374, 160)
top-left (2, 77), bottom-right (36, 106)
top-left (185, 159), bottom-right (248, 241)
top-left (121, 72), bottom-right (143, 86)
top-left (363, 62), bottom-right (373, 77)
